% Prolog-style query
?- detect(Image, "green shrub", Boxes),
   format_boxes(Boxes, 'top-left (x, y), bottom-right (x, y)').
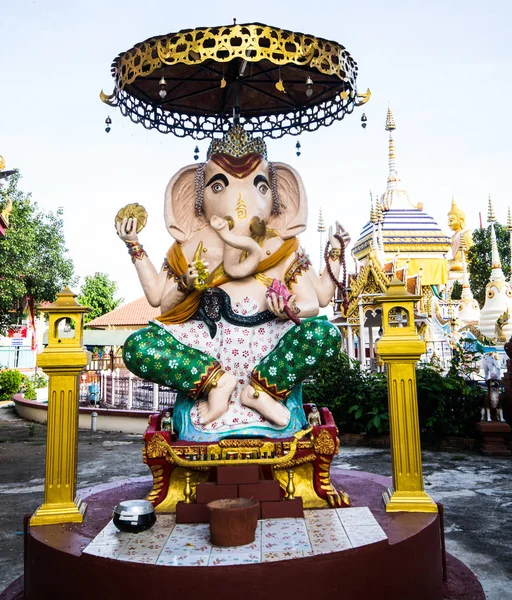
top-left (303, 352), bottom-right (389, 434)
top-left (303, 344), bottom-right (485, 443)
top-left (417, 346), bottom-right (485, 443)
top-left (20, 374), bottom-right (37, 400)
top-left (30, 372), bottom-right (48, 389)
top-left (0, 369), bottom-right (23, 400)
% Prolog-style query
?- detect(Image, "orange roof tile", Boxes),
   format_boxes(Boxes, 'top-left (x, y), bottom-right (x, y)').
top-left (87, 297), bottom-right (160, 328)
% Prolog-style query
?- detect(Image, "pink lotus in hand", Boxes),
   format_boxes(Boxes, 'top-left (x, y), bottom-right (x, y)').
top-left (266, 278), bottom-right (301, 325)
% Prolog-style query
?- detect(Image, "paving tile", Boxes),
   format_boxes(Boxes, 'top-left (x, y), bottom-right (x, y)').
top-left (160, 538), bottom-right (213, 555)
top-left (82, 540), bottom-right (130, 559)
top-left (262, 550), bottom-right (305, 562)
top-left (209, 538), bottom-right (261, 554)
top-left (335, 506), bottom-right (375, 527)
top-left (156, 553), bottom-right (210, 566)
top-left (209, 552), bottom-right (261, 566)
top-left (343, 524), bottom-right (387, 548)
top-left (261, 518), bottom-right (311, 552)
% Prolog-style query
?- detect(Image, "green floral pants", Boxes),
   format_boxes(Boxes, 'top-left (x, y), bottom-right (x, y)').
top-left (123, 317), bottom-right (341, 400)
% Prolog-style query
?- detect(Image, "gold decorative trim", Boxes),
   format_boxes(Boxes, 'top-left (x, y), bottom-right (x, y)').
top-left (218, 439), bottom-right (264, 448)
top-left (355, 88), bottom-right (371, 106)
top-left (147, 429), bottom-right (311, 468)
top-left (108, 24), bottom-right (357, 93)
top-left (313, 430), bottom-right (336, 455)
top-left (274, 454), bottom-right (317, 470)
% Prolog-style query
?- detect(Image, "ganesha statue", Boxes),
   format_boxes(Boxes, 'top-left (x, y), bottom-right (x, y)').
top-left (117, 126), bottom-right (349, 442)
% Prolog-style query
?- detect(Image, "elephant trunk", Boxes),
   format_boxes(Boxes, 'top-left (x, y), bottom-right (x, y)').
top-left (215, 226), bottom-right (262, 279)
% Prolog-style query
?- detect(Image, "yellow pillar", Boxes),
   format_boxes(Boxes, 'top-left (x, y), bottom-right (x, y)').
top-left (376, 278), bottom-right (437, 513)
top-left (31, 288), bottom-right (89, 526)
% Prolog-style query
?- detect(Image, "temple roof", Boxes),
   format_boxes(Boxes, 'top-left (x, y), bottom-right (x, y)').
top-left (353, 108), bottom-right (450, 261)
top-left (87, 296), bottom-right (159, 329)
top-left (353, 208), bottom-right (450, 259)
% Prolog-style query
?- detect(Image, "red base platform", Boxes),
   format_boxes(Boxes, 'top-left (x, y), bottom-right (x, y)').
top-left (20, 471), bottom-right (485, 600)
top-left (476, 421), bottom-right (511, 456)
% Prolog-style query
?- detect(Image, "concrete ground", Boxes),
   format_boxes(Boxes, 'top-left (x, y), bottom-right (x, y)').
top-left (0, 404), bottom-right (510, 599)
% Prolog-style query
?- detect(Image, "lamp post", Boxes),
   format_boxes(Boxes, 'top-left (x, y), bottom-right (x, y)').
top-left (376, 277), bottom-right (437, 513)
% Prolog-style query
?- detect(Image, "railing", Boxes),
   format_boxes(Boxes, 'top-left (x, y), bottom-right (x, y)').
top-left (79, 370), bottom-right (177, 412)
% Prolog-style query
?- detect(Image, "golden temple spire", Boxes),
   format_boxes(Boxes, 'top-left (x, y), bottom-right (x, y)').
top-left (317, 208), bottom-right (326, 233)
top-left (370, 192), bottom-right (377, 224)
top-left (376, 198), bottom-right (383, 223)
top-left (487, 195), bottom-right (496, 224)
top-left (490, 220), bottom-right (504, 276)
top-left (385, 106), bottom-right (399, 190)
top-left (385, 106), bottom-right (396, 132)
top-left (317, 208), bottom-right (326, 272)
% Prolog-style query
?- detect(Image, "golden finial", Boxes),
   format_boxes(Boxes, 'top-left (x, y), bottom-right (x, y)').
top-left (487, 195), bottom-right (496, 224)
top-left (385, 106), bottom-right (396, 132)
top-left (370, 194), bottom-right (377, 224)
top-left (0, 156), bottom-right (5, 171)
top-left (317, 208), bottom-right (326, 233)
top-left (285, 469), bottom-right (296, 500)
top-left (507, 206), bottom-right (512, 232)
top-left (376, 198), bottom-right (383, 223)
top-left (183, 471), bottom-right (192, 504)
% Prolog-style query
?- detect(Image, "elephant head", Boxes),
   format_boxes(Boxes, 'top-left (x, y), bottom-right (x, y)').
top-left (164, 148), bottom-right (307, 278)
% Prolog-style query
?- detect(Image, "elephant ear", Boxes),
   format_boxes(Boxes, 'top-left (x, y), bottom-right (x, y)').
top-left (267, 162), bottom-right (307, 239)
top-left (164, 164), bottom-right (207, 242)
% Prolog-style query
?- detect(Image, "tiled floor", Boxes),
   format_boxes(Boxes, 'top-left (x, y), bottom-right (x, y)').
top-left (83, 507), bottom-right (387, 566)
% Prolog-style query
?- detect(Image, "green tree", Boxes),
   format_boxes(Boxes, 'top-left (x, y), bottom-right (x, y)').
top-left (450, 280), bottom-right (463, 300)
top-left (468, 223), bottom-right (510, 307)
top-left (0, 173), bottom-right (74, 335)
top-left (78, 272), bottom-right (123, 324)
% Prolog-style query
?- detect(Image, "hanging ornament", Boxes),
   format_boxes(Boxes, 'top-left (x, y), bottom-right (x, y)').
top-left (159, 77), bottom-right (168, 99)
top-left (193, 145), bottom-right (199, 161)
top-left (295, 141), bottom-right (301, 157)
top-left (275, 79), bottom-right (287, 94)
top-left (361, 113), bottom-right (368, 128)
top-left (305, 76), bottom-right (313, 98)
top-left (105, 116), bottom-right (112, 133)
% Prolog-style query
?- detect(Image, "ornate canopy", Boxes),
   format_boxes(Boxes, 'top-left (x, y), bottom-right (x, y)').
top-left (100, 22), bottom-right (369, 139)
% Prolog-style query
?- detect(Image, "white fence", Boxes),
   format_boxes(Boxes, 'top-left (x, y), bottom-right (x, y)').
top-left (80, 370), bottom-right (177, 412)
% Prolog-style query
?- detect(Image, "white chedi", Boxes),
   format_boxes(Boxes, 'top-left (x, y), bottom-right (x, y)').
top-left (478, 223), bottom-right (512, 340)
top-left (457, 252), bottom-right (480, 324)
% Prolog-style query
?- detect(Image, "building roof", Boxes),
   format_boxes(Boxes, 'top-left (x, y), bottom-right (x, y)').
top-left (353, 108), bottom-right (450, 261)
top-left (87, 296), bottom-right (160, 328)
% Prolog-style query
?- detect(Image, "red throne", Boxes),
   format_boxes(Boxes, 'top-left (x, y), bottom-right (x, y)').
top-left (142, 403), bottom-right (348, 513)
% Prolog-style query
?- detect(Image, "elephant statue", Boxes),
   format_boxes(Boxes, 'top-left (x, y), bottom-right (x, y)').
top-left (117, 125), bottom-right (349, 441)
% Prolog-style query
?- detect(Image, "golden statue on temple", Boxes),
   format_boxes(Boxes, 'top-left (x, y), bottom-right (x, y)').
top-left (448, 197), bottom-right (472, 273)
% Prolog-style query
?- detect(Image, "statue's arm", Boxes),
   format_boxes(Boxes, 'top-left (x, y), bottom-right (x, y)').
top-left (307, 223), bottom-right (351, 307)
top-left (116, 216), bottom-right (167, 306)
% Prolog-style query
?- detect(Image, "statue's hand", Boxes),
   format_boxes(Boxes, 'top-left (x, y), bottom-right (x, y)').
top-left (116, 216), bottom-right (139, 243)
top-left (267, 293), bottom-right (298, 320)
top-left (182, 261), bottom-right (209, 290)
top-left (329, 221), bottom-right (351, 249)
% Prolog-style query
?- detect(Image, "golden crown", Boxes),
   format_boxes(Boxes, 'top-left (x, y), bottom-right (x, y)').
top-left (207, 125), bottom-right (267, 159)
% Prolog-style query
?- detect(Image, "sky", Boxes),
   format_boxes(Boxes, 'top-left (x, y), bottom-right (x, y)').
top-left (1, 0), bottom-right (512, 304)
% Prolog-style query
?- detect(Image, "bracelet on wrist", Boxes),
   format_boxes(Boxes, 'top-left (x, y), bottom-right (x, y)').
top-left (125, 240), bottom-right (147, 263)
